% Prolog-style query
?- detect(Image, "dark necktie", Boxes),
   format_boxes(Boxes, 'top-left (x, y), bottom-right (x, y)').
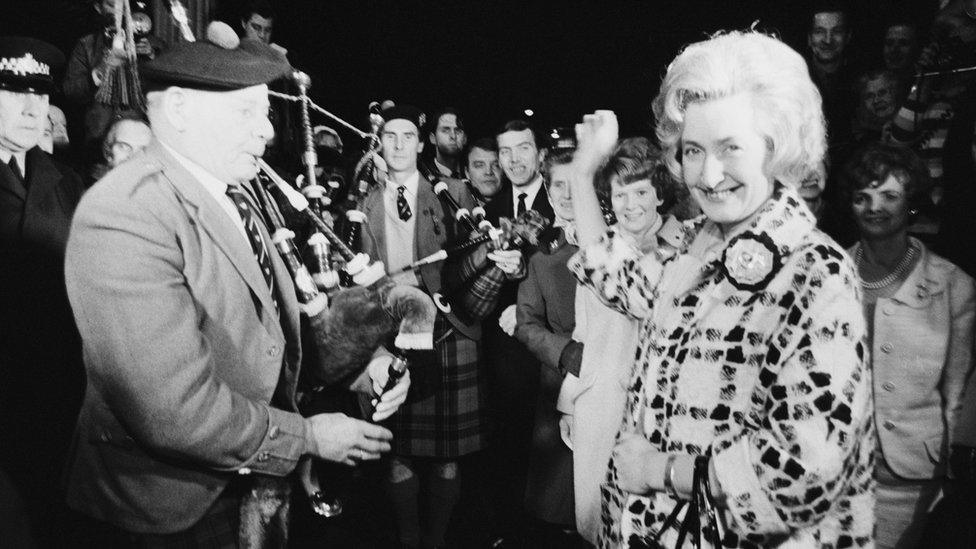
top-left (225, 185), bottom-right (277, 311)
top-left (397, 185), bottom-right (412, 221)
top-left (7, 156), bottom-right (24, 183)
top-left (516, 192), bottom-right (527, 217)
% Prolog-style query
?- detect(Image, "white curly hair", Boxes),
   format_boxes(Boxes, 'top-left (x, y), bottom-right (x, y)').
top-left (653, 30), bottom-right (827, 188)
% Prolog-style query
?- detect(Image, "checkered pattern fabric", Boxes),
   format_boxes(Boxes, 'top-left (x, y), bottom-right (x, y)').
top-left (390, 315), bottom-right (488, 458)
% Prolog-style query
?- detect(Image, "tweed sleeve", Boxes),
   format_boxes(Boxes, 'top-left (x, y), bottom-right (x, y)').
top-left (711, 245), bottom-right (875, 539)
top-left (568, 228), bottom-right (664, 320)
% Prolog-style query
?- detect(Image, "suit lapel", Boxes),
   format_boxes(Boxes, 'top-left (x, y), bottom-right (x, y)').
top-left (414, 175), bottom-right (444, 259)
top-left (361, 185), bottom-right (388, 265)
top-left (151, 142), bottom-right (279, 330)
top-left (251, 197), bottom-right (299, 347)
top-left (0, 156), bottom-right (27, 201)
top-left (531, 185), bottom-right (554, 223)
top-left (20, 148), bottom-right (76, 251)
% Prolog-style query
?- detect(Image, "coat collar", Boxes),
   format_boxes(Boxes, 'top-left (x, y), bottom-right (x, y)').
top-left (889, 239), bottom-right (945, 308)
top-left (667, 184), bottom-right (815, 300)
top-left (148, 140), bottom-right (296, 339)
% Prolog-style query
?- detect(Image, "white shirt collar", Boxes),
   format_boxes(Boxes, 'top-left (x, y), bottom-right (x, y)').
top-left (0, 149), bottom-right (28, 178)
top-left (160, 141), bottom-right (230, 194)
top-left (160, 141), bottom-right (249, 240)
top-left (512, 173), bottom-right (544, 214)
top-left (386, 169), bottom-right (420, 198)
top-left (433, 157), bottom-right (455, 177)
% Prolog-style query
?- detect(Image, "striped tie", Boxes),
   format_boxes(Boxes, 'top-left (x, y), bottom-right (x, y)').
top-left (225, 185), bottom-right (277, 311)
top-left (397, 185), bottom-right (412, 221)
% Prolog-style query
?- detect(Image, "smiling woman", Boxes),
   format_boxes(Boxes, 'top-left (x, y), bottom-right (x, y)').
top-left (844, 142), bottom-right (976, 549)
top-left (568, 30), bottom-right (875, 548)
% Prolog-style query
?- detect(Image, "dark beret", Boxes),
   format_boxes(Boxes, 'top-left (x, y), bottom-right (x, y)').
top-left (381, 105), bottom-right (424, 131)
top-left (141, 37), bottom-right (291, 91)
top-left (0, 37), bottom-right (64, 94)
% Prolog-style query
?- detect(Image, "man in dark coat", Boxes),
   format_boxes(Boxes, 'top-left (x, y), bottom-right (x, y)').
top-left (0, 36), bottom-right (87, 547)
top-left (482, 119), bottom-right (555, 546)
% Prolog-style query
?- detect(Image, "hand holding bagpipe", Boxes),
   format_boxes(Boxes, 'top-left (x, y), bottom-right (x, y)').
top-left (414, 209), bottom-right (550, 321)
top-left (256, 160), bottom-right (438, 517)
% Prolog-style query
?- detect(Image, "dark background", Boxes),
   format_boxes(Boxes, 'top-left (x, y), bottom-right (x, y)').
top-left (4, 0), bottom-right (938, 145)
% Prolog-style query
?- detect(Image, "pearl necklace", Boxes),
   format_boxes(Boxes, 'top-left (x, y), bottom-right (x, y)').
top-left (855, 242), bottom-right (918, 290)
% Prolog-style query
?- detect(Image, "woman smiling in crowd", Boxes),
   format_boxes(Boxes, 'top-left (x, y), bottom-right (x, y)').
top-left (558, 137), bottom-right (685, 545)
top-left (568, 31), bottom-right (875, 547)
top-left (844, 143), bottom-right (975, 549)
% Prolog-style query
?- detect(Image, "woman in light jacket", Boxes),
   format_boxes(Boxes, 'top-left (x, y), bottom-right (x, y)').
top-left (555, 137), bottom-right (687, 546)
top-left (844, 142), bottom-right (976, 549)
top-left (568, 31), bottom-right (876, 548)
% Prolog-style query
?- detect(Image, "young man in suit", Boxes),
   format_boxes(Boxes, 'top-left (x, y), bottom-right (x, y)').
top-left (0, 36), bottom-right (87, 547)
top-left (482, 119), bottom-right (555, 546)
top-left (63, 35), bottom-right (407, 547)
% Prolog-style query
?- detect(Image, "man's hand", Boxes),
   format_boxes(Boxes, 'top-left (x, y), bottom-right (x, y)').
top-left (498, 304), bottom-right (517, 336)
top-left (367, 354), bottom-right (411, 422)
top-left (613, 432), bottom-right (660, 495)
top-left (487, 248), bottom-right (523, 276)
top-left (573, 110), bottom-right (619, 176)
top-left (305, 413), bottom-right (393, 466)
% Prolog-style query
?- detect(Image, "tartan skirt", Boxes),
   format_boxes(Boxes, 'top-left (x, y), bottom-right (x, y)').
top-left (390, 315), bottom-right (488, 458)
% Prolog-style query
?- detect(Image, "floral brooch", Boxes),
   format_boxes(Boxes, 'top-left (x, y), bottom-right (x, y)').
top-left (720, 231), bottom-right (782, 291)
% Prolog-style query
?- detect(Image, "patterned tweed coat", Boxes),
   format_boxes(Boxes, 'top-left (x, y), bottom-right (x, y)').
top-left (571, 186), bottom-right (876, 548)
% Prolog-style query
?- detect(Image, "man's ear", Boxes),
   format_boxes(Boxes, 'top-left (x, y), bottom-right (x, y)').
top-left (428, 132), bottom-right (436, 146)
top-left (417, 140), bottom-right (425, 154)
top-left (162, 87), bottom-right (191, 132)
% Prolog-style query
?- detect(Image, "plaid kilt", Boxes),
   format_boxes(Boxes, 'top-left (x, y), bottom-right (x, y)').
top-left (390, 314), bottom-right (488, 458)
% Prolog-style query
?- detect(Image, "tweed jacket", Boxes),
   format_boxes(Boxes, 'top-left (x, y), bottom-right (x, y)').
top-left (851, 240), bottom-right (976, 479)
top-left (358, 172), bottom-right (482, 340)
top-left (572, 186), bottom-right (876, 548)
top-left (64, 141), bottom-right (308, 534)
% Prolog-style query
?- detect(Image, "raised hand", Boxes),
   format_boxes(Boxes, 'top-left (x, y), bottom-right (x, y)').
top-left (573, 110), bottom-right (619, 176)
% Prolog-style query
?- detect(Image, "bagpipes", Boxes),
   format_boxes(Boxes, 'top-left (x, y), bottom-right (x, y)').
top-left (95, 0), bottom-right (146, 112)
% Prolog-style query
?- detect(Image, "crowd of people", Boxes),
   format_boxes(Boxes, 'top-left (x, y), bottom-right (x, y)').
top-left (4, 0), bottom-right (976, 548)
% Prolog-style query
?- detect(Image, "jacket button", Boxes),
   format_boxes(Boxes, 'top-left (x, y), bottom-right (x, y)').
top-left (880, 343), bottom-right (893, 353)
top-left (238, 467), bottom-right (252, 475)
top-left (257, 452), bottom-right (270, 462)
top-left (883, 420), bottom-right (895, 431)
top-left (268, 425), bottom-right (280, 440)
top-left (882, 306), bottom-right (894, 316)
top-left (267, 345), bottom-right (279, 357)
top-left (882, 382), bottom-right (895, 392)
top-left (100, 432), bottom-right (111, 442)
